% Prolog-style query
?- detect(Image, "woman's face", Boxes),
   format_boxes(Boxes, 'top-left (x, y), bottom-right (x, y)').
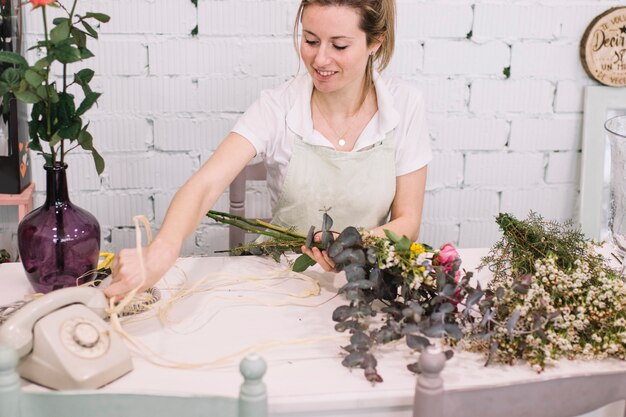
top-left (300, 4), bottom-right (373, 97)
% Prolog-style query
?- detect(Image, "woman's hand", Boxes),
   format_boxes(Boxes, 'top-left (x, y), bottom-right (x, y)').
top-left (300, 231), bottom-right (340, 272)
top-left (103, 239), bottom-right (179, 301)
top-left (300, 245), bottom-right (337, 272)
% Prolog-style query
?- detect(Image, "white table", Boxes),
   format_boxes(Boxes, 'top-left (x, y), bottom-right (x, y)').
top-left (0, 249), bottom-right (624, 417)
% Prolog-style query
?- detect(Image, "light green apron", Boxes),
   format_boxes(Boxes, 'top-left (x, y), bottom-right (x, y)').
top-left (270, 132), bottom-right (396, 234)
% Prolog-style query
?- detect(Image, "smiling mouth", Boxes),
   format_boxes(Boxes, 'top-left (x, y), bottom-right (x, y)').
top-left (315, 69), bottom-right (338, 77)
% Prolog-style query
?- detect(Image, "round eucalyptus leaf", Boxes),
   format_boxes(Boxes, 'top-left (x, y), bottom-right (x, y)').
top-left (336, 226), bottom-right (362, 248)
top-left (344, 264), bottom-right (366, 282)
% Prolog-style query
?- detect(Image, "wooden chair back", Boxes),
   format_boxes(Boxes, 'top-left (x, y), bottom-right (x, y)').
top-left (413, 346), bottom-right (626, 417)
top-left (0, 344), bottom-right (268, 417)
top-left (229, 161), bottom-right (268, 249)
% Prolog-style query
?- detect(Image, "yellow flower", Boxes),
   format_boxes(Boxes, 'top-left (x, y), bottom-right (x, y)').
top-left (409, 243), bottom-right (425, 259)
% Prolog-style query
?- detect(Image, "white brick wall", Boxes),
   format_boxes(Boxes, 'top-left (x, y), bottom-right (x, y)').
top-left (0, 0), bottom-right (614, 259)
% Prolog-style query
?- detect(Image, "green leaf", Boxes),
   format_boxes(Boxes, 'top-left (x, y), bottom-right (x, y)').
top-left (332, 305), bottom-right (356, 322)
top-left (191, 25), bottom-right (198, 36)
top-left (50, 20), bottom-right (70, 44)
top-left (30, 101), bottom-right (44, 122)
top-left (438, 302), bottom-right (455, 314)
top-left (506, 308), bottom-right (521, 340)
top-left (35, 84), bottom-right (47, 99)
top-left (56, 92), bottom-right (76, 125)
top-left (54, 44), bottom-right (82, 64)
top-left (383, 229), bottom-right (402, 244)
top-left (85, 12), bottom-right (111, 23)
top-left (79, 48), bottom-right (95, 60)
top-left (49, 132), bottom-right (62, 147)
top-left (24, 69), bottom-right (45, 88)
top-left (444, 323), bottom-right (463, 340)
top-left (48, 88), bottom-right (59, 103)
top-left (0, 82), bottom-right (9, 97)
top-left (78, 127), bottom-right (93, 149)
top-left (41, 152), bottom-right (53, 166)
top-left (395, 235), bottom-right (412, 252)
top-left (406, 335), bottom-right (430, 351)
top-left (1, 68), bottom-right (21, 87)
top-left (75, 68), bottom-right (95, 84)
top-left (52, 17), bottom-right (69, 25)
top-left (76, 91), bottom-right (101, 116)
top-left (29, 136), bottom-right (42, 152)
top-left (58, 118), bottom-right (81, 139)
top-left (91, 148), bottom-right (105, 175)
top-left (466, 289), bottom-right (484, 308)
top-left (81, 21), bottom-right (98, 38)
top-left (71, 28), bottom-right (87, 49)
top-left (0, 51), bottom-right (28, 68)
top-left (292, 254), bottom-right (316, 272)
top-left (14, 89), bottom-right (41, 103)
top-left (33, 57), bottom-right (50, 71)
top-left (422, 322), bottom-right (445, 338)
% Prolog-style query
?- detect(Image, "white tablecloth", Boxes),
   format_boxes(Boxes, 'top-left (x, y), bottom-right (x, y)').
top-left (0, 249), bottom-right (624, 417)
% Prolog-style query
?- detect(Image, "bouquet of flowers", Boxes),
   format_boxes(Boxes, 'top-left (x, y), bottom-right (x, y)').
top-left (461, 213), bottom-right (626, 371)
top-left (207, 210), bottom-right (478, 382)
top-left (327, 227), bottom-right (474, 382)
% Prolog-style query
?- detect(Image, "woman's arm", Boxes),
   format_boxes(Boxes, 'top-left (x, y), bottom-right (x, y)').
top-left (104, 133), bottom-right (257, 300)
top-left (302, 166), bottom-right (428, 271)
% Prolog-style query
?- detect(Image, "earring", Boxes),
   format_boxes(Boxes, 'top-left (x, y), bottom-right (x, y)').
top-left (370, 51), bottom-right (375, 56)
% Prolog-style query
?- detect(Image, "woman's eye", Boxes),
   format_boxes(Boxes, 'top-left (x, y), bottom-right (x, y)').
top-left (305, 40), bottom-right (318, 45)
top-left (333, 45), bottom-right (348, 50)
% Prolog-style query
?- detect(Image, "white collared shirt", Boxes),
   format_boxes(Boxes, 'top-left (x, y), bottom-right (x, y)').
top-left (232, 72), bottom-right (432, 209)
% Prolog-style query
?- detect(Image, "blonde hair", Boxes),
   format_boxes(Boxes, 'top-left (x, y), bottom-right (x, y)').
top-left (293, 0), bottom-right (396, 107)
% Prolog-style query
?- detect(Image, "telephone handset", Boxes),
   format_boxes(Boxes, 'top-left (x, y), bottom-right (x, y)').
top-left (0, 286), bottom-right (133, 390)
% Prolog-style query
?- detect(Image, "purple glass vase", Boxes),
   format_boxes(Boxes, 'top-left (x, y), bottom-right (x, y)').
top-left (17, 163), bottom-right (100, 293)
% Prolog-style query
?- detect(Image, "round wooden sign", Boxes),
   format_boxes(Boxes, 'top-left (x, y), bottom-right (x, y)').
top-left (580, 7), bottom-right (626, 87)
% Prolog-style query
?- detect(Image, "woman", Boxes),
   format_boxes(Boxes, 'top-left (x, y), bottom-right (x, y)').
top-left (105, 0), bottom-right (431, 300)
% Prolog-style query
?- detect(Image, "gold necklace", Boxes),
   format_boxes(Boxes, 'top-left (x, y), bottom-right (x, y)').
top-left (313, 93), bottom-right (363, 148)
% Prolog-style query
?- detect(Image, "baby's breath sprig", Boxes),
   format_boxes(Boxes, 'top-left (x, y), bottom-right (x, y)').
top-left (463, 212), bottom-right (626, 371)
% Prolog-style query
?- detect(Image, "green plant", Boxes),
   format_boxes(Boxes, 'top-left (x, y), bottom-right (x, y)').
top-left (462, 213), bottom-right (626, 370)
top-left (0, 0), bottom-right (109, 174)
top-left (0, 249), bottom-right (11, 263)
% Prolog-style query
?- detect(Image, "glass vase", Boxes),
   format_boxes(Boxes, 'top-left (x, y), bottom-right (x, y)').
top-left (17, 162), bottom-right (100, 293)
top-left (605, 115), bottom-right (626, 260)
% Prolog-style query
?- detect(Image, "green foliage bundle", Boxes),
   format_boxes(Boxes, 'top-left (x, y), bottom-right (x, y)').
top-left (0, 0), bottom-right (109, 174)
top-left (462, 213), bottom-right (626, 371)
top-left (328, 228), bottom-right (473, 382)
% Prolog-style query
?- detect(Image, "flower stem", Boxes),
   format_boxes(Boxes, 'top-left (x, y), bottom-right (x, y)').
top-left (41, 5), bottom-right (55, 163)
top-left (207, 210), bottom-right (306, 240)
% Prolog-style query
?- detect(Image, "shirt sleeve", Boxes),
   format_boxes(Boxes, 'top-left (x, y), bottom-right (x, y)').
top-left (394, 88), bottom-right (432, 176)
top-left (231, 88), bottom-right (283, 158)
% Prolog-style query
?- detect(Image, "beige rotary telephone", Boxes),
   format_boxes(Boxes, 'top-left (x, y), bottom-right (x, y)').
top-left (0, 286), bottom-right (133, 390)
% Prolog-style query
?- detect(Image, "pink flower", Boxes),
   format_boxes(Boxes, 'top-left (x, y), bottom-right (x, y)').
top-left (30, 0), bottom-right (55, 7)
top-left (436, 242), bottom-right (459, 266)
top-left (436, 242), bottom-right (461, 282)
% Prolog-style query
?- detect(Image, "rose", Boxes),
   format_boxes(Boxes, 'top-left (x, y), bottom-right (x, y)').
top-left (436, 242), bottom-right (461, 283)
top-left (436, 242), bottom-right (458, 265)
top-left (30, 0), bottom-right (55, 6)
